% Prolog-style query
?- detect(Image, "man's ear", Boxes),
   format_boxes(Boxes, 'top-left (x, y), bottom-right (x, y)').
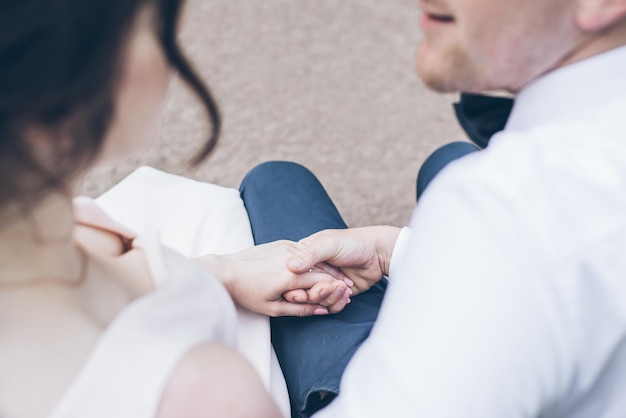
top-left (577, 0), bottom-right (626, 31)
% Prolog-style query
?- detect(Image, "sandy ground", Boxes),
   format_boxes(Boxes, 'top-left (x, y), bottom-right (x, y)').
top-left (82, 0), bottom-right (467, 228)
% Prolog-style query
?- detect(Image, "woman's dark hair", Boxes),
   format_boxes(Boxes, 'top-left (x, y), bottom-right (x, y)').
top-left (0, 0), bottom-right (220, 208)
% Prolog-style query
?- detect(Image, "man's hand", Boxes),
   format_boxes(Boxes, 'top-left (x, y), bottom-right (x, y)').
top-left (195, 240), bottom-right (352, 317)
top-left (286, 226), bottom-right (401, 296)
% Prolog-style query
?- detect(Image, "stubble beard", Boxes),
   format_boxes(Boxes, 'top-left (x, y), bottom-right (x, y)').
top-left (415, 13), bottom-right (584, 94)
top-left (415, 38), bottom-right (487, 93)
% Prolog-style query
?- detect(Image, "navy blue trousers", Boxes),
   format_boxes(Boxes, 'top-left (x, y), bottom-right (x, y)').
top-left (239, 145), bottom-right (478, 417)
top-left (416, 141), bottom-right (479, 200)
top-left (240, 162), bottom-right (387, 417)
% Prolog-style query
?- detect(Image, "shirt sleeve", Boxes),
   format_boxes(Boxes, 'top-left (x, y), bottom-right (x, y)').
top-left (388, 227), bottom-right (413, 279)
top-left (314, 158), bottom-right (573, 418)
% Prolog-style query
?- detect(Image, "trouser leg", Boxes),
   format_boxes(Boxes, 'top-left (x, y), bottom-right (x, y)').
top-left (240, 161), bottom-right (347, 242)
top-left (416, 141), bottom-right (480, 201)
top-left (240, 161), bottom-right (387, 418)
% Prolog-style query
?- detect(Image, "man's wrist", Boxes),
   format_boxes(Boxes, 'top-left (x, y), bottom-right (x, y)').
top-left (374, 226), bottom-right (402, 277)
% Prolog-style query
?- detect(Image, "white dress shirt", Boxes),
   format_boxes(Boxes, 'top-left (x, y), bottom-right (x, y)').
top-left (315, 45), bottom-right (626, 417)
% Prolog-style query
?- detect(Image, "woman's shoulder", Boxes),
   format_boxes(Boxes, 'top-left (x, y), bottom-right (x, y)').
top-left (157, 343), bottom-right (282, 418)
top-left (49, 258), bottom-right (239, 418)
top-left (51, 200), bottom-right (240, 418)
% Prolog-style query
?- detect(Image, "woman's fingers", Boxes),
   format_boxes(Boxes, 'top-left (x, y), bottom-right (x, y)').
top-left (270, 301), bottom-right (329, 317)
top-left (283, 288), bottom-right (307, 303)
top-left (282, 270), bottom-right (351, 314)
top-left (307, 281), bottom-right (350, 305)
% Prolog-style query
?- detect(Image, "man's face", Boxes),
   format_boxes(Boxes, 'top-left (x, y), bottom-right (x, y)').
top-left (416, 0), bottom-right (582, 92)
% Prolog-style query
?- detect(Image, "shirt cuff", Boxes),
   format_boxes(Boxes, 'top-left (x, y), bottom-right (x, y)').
top-left (388, 227), bottom-right (413, 279)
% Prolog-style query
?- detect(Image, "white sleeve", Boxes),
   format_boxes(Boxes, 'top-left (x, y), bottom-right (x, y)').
top-left (388, 226), bottom-right (413, 279)
top-left (314, 164), bottom-right (573, 417)
top-left (95, 166), bottom-right (290, 417)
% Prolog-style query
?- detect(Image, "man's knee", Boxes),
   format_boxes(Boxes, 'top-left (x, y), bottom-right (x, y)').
top-left (240, 161), bottom-right (314, 194)
top-left (416, 141), bottom-right (480, 200)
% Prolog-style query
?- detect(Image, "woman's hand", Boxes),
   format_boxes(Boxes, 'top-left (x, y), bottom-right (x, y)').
top-left (195, 240), bottom-right (352, 317)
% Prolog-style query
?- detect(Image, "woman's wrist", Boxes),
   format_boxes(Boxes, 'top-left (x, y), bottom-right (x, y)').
top-left (195, 253), bottom-right (234, 292)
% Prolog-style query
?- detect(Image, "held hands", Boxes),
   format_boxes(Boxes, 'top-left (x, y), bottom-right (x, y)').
top-left (196, 226), bottom-right (400, 317)
top-left (196, 240), bottom-right (353, 317)
top-left (286, 226), bottom-right (402, 296)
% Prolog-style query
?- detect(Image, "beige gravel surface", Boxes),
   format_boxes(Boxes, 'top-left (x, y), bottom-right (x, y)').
top-left (82, 0), bottom-right (467, 228)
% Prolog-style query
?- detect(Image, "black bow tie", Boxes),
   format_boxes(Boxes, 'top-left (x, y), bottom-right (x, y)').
top-left (453, 93), bottom-right (514, 149)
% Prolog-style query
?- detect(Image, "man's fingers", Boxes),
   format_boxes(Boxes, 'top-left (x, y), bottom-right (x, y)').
top-left (314, 262), bottom-right (354, 287)
top-left (287, 254), bottom-right (314, 273)
top-left (288, 270), bottom-right (335, 290)
top-left (287, 232), bottom-right (342, 273)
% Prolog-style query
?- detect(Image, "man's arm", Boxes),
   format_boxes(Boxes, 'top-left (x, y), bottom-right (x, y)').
top-left (313, 155), bottom-right (570, 417)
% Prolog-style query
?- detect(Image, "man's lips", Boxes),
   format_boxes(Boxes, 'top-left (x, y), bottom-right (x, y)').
top-left (420, 10), bottom-right (455, 30)
top-left (425, 12), bottom-right (454, 23)
top-left (419, 1), bottom-right (455, 25)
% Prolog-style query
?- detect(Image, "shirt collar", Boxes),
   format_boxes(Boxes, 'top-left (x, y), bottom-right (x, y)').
top-left (505, 44), bottom-right (626, 132)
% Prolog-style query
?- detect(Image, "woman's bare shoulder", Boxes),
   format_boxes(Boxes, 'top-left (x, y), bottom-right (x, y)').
top-left (158, 342), bottom-right (282, 418)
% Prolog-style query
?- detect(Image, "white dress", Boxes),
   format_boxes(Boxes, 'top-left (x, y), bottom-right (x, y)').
top-left (50, 167), bottom-right (290, 417)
